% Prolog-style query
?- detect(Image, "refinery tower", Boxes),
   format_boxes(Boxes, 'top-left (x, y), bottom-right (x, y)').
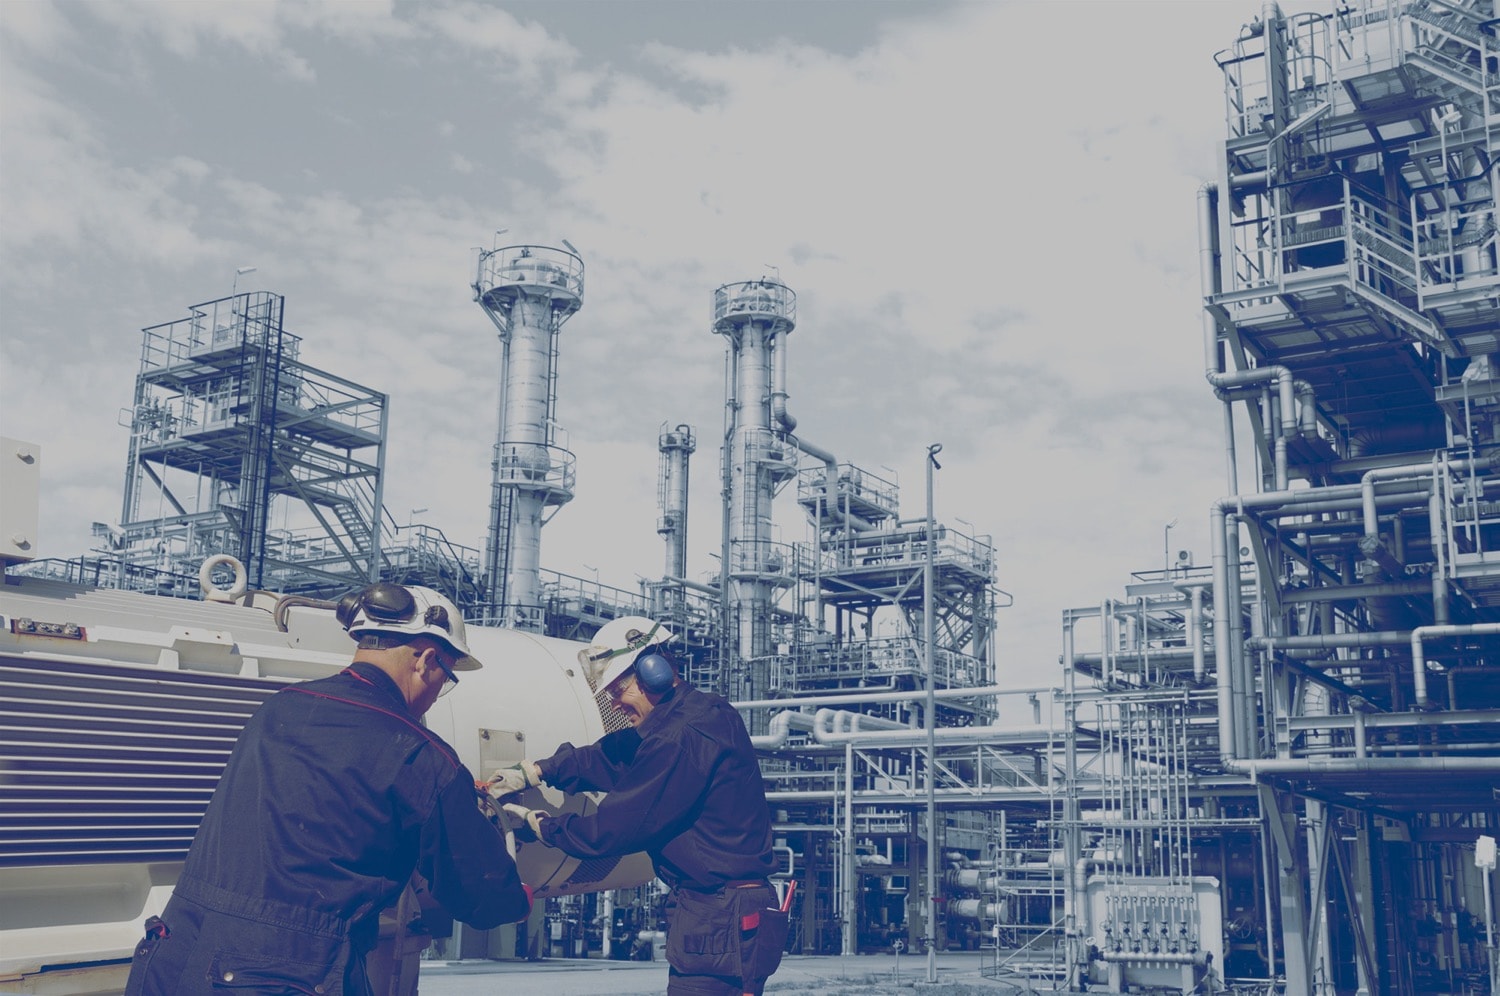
top-left (472, 243), bottom-right (585, 631)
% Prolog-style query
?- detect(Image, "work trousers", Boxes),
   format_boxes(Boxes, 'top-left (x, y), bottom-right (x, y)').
top-left (664, 883), bottom-right (786, 996)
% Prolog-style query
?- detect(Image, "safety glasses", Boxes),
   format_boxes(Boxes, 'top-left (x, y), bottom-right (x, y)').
top-left (434, 653), bottom-right (460, 698)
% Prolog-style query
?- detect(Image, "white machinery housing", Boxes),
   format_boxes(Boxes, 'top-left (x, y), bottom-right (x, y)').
top-left (0, 565), bottom-right (652, 993)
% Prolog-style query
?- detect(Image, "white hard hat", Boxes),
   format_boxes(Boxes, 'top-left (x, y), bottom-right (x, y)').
top-left (579, 615), bottom-right (675, 692)
top-left (336, 582), bottom-right (482, 671)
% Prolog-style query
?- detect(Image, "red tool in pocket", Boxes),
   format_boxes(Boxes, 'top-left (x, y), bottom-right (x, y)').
top-left (740, 880), bottom-right (795, 931)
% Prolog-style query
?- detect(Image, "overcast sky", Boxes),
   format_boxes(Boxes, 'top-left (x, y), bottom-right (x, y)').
top-left (0, 0), bottom-right (1317, 687)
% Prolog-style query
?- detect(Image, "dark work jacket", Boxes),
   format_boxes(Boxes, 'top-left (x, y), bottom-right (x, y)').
top-left (125, 662), bottom-right (531, 996)
top-left (535, 683), bottom-right (775, 893)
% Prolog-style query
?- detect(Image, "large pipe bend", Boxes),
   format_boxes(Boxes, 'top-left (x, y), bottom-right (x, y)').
top-left (1409, 623), bottom-right (1500, 709)
top-left (751, 709), bottom-right (817, 749)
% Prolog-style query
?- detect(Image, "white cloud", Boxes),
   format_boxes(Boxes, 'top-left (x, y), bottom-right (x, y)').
top-left (415, 2), bottom-right (578, 80)
top-left (0, 0), bottom-right (1283, 685)
top-left (84, 0), bottom-right (317, 81)
top-left (0, 65), bottom-right (231, 295)
top-left (0, 1), bottom-right (76, 53)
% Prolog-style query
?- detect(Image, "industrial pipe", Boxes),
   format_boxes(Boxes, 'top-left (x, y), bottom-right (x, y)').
top-left (770, 328), bottom-right (795, 434)
top-left (663, 574), bottom-right (719, 597)
top-left (1430, 469), bottom-right (1450, 626)
top-left (1199, 184), bottom-right (1316, 492)
top-left (948, 900), bottom-right (1008, 921)
top-left (1211, 502), bottom-right (1240, 762)
top-left (1226, 756), bottom-right (1500, 776)
top-left (1210, 474), bottom-right (1464, 760)
top-left (735, 684), bottom-right (1020, 711)
top-left (808, 708), bottom-right (1057, 748)
top-left (750, 709), bottom-right (818, 749)
top-left (785, 432), bottom-right (878, 533)
top-left (1360, 458), bottom-right (1490, 539)
top-left (1187, 585), bottom-right (1207, 683)
top-left (1410, 624), bottom-right (1500, 709)
top-left (1097, 949), bottom-right (1209, 966)
top-left (764, 329), bottom-right (878, 535)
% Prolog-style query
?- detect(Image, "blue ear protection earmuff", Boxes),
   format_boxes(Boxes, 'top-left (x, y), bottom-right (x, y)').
top-left (634, 646), bottom-right (678, 694)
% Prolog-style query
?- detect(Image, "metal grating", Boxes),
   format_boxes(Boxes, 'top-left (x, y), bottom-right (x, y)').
top-left (0, 654), bottom-right (288, 866)
top-left (568, 853), bottom-right (623, 886)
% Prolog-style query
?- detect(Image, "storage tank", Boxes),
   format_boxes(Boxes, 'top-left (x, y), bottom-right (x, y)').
top-left (0, 562), bottom-right (650, 990)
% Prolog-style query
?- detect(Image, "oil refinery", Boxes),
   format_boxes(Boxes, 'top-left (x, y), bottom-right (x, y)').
top-left (1, 1), bottom-right (1497, 994)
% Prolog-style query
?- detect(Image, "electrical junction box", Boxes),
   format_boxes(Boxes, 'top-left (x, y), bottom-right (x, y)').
top-left (0, 437), bottom-right (40, 563)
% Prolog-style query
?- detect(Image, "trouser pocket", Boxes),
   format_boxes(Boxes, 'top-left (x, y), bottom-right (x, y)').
top-left (665, 889), bottom-right (741, 978)
top-left (737, 901), bottom-right (789, 988)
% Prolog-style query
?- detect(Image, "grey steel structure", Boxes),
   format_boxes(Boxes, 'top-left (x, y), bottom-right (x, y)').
top-left (657, 423), bottom-right (696, 592)
top-left (712, 279), bottom-right (802, 704)
top-left (36, 2), bottom-right (1500, 984)
top-left (1196, 1), bottom-right (1499, 992)
top-left (473, 243), bottom-right (584, 630)
top-left (708, 276), bottom-right (1006, 956)
top-left (112, 291), bottom-right (389, 595)
top-left (1043, 2), bottom-right (1500, 993)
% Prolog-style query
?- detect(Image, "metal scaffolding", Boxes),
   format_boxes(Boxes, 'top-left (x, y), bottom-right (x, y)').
top-left (116, 291), bottom-right (389, 595)
top-left (1042, 3), bottom-right (1500, 992)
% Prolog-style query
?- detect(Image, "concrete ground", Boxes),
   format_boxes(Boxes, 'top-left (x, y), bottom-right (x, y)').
top-left (418, 951), bottom-right (1061, 995)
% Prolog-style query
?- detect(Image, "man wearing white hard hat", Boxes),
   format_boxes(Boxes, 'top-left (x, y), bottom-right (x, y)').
top-left (490, 616), bottom-right (787, 996)
top-left (126, 582), bottom-right (532, 996)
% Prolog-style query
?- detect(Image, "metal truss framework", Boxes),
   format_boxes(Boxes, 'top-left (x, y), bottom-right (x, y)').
top-left (1029, 4), bottom-right (1500, 993)
top-left (117, 292), bottom-right (390, 594)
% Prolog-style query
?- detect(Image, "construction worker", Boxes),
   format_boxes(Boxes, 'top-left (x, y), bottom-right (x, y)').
top-left (490, 616), bottom-right (787, 996)
top-left (125, 582), bottom-right (532, 996)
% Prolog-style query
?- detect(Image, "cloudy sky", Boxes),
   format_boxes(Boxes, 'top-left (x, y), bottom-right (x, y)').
top-left (0, 0), bottom-right (1315, 687)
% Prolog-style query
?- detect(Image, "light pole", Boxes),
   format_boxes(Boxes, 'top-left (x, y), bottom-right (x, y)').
top-left (408, 508), bottom-right (427, 531)
top-left (1164, 518), bottom-right (1178, 577)
top-left (924, 442), bottom-right (942, 983)
top-left (1477, 834), bottom-right (1497, 993)
top-left (232, 266), bottom-right (256, 296)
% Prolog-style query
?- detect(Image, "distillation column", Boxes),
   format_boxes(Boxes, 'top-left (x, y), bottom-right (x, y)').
top-left (657, 424), bottom-right (696, 618)
top-left (473, 244), bottom-right (584, 630)
top-left (712, 280), bottom-right (798, 702)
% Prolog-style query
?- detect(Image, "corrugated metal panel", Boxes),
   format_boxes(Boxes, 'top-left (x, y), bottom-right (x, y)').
top-left (0, 654), bottom-right (287, 866)
top-left (568, 854), bottom-right (622, 886)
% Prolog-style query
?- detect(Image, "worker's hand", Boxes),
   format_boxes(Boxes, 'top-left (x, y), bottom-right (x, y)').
top-left (501, 803), bottom-right (549, 843)
top-left (484, 761), bottom-right (542, 799)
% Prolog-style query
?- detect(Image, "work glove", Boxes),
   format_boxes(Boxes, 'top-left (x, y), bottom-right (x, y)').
top-left (501, 803), bottom-right (550, 843)
top-left (484, 761), bottom-right (542, 799)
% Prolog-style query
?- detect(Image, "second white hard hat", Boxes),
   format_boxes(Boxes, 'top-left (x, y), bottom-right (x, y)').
top-left (580, 615), bottom-right (676, 691)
